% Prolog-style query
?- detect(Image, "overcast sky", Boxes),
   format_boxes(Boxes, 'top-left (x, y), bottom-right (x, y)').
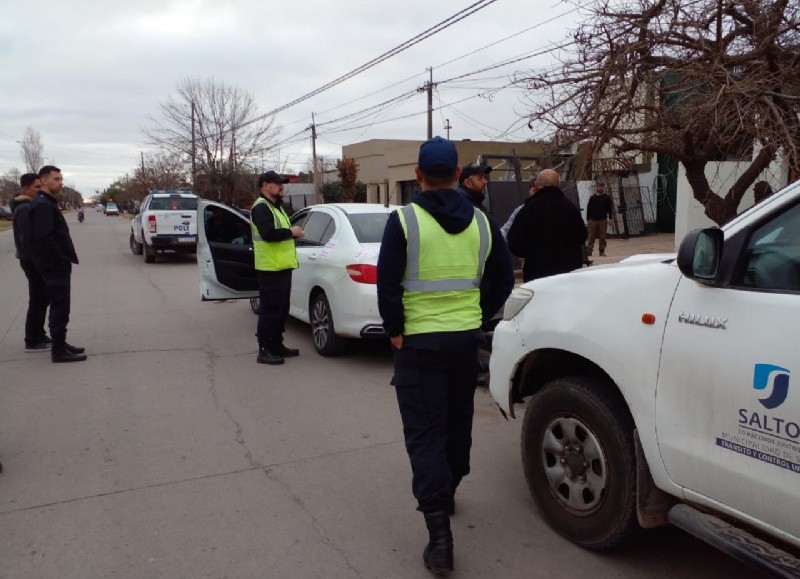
top-left (1, 0), bottom-right (582, 197)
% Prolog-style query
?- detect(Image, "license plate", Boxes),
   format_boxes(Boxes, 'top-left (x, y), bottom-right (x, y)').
top-left (178, 236), bottom-right (195, 243)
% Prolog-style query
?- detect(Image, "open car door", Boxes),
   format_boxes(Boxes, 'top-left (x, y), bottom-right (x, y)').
top-left (197, 199), bottom-right (259, 300)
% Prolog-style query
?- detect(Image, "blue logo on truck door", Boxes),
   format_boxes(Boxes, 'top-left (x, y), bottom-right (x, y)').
top-left (754, 364), bottom-right (791, 410)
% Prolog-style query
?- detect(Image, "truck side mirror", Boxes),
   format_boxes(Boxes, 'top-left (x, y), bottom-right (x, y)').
top-left (677, 228), bottom-right (724, 284)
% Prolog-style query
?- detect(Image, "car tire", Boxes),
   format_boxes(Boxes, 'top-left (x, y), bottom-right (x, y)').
top-left (521, 376), bottom-right (638, 550)
top-left (130, 233), bottom-right (143, 255)
top-left (310, 292), bottom-right (345, 356)
top-left (143, 241), bottom-right (156, 263)
top-left (249, 297), bottom-right (260, 315)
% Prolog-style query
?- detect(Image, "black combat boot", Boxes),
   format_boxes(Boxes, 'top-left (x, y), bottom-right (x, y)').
top-left (52, 334), bottom-right (87, 363)
top-left (422, 511), bottom-right (454, 575)
top-left (256, 343), bottom-right (284, 365)
top-left (275, 340), bottom-right (299, 357)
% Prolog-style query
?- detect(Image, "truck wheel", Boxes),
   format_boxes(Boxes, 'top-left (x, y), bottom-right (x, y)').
top-left (521, 376), bottom-right (638, 550)
top-left (310, 292), bottom-right (344, 356)
top-left (143, 241), bottom-right (156, 263)
top-left (130, 233), bottom-right (143, 255)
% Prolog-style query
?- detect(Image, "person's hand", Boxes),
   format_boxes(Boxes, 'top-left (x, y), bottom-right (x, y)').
top-left (291, 225), bottom-right (304, 239)
top-left (390, 334), bottom-right (404, 349)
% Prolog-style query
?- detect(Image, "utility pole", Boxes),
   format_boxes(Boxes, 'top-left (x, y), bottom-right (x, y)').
top-left (311, 112), bottom-right (320, 203)
top-left (141, 151), bottom-right (146, 196)
top-left (444, 118), bottom-right (452, 140)
top-left (418, 67), bottom-right (436, 139)
top-left (191, 101), bottom-right (197, 191)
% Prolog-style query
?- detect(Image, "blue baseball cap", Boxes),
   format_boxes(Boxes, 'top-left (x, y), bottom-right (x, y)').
top-left (418, 136), bottom-right (458, 178)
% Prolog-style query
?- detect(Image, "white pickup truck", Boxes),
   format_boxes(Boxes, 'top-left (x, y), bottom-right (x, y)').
top-left (489, 179), bottom-right (800, 575)
top-left (130, 191), bottom-right (199, 263)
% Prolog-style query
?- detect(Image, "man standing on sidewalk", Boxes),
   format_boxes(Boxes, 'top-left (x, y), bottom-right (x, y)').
top-left (11, 173), bottom-right (51, 352)
top-left (28, 166), bottom-right (86, 363)
top-left (586, 181), bottom-right (614, 257)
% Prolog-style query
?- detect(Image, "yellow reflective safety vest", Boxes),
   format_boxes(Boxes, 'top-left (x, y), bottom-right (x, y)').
top-left (251, 197), bottom-right (298, 271)
top-left (397, 203), bottom-right (491, 335)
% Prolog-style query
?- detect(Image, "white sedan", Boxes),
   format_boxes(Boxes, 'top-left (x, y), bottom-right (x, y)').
top-left (197, 200), bottom-right (400, 355)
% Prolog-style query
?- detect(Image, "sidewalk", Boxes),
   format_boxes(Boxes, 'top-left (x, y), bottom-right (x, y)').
top-left (587, 232), bottom-right (676, 265)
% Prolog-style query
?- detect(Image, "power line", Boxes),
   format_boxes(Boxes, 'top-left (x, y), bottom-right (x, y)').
top-left (246, 0), bottom-right (500, 125)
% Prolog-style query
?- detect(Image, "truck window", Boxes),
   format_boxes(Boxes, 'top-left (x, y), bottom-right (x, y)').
top-left (150, 197), bottom-right (198, 211)
top-left (736, 202), bottom-right (800, 293)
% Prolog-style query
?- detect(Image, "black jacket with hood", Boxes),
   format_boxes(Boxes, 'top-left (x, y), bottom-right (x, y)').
top-left (377, 188), bottom-right (514, 338)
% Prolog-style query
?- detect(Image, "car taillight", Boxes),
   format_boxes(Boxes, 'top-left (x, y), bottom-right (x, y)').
top-left (346, 264), bottom-right (377, 284)
top-left (147, 214), bottom-right (157, 234)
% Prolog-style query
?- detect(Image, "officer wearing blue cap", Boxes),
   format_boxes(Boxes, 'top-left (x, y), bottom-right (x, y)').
top-left (377, 137), bottom-right (514, 574)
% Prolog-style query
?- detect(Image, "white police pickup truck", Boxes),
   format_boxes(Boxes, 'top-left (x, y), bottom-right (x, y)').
top-left (490, 178), bottom-right (800, 575)
top-left (130, 191), bottom-right (198, 263)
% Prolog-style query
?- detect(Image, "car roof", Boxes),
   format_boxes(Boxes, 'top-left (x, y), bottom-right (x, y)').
top-left (307, 203), bottom-right (401, 215)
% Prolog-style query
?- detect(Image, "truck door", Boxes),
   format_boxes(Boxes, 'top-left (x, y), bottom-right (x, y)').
top-left (656, 200), bottom-right (800, 539)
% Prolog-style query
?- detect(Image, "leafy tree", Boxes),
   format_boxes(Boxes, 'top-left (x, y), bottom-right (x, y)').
top-left (319, 181), bottom-right (367, 203)
top-left (522, 0), bottom-right (800, 225)
top-left (337, 157), bottom-right (359, 203)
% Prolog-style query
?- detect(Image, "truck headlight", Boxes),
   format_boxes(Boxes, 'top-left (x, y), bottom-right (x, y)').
top-left (503, 287), bottom-right (534, 320)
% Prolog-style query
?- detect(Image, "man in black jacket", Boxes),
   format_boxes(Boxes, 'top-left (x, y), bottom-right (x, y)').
top-left (11, 173), bottom-right (50, 352)
top-left (377, 137), bottom-right (514, 574)
top-left (586, 181), bottom-right (614, 257)
top-left (28, 166), bottom-right (86, 362)
top-left (507, 169), bottom-right (587, 282)
top-left (455, 163), bottom-right (492, 211)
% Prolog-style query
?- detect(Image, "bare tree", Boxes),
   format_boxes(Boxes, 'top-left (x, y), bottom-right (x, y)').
top-left (0, 168), bottom-right (22, 205)
top-left (20, 126), bottom-right (44, 173)
top-left (135, 152), bottom-right (189, 193)
top-left (145, 77), bottom-right (280, 205)
top-left (521, 0), bottom-right (800, 225)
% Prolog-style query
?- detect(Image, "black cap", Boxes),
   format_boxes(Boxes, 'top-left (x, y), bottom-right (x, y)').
top-left (459, 163), bottom-right (492, 184)
top-left (258, 170), bottom-right (290, 187)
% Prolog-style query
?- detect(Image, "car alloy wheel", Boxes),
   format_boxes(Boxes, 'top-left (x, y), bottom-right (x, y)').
top-left (310, 292), bottom-right (344, 356)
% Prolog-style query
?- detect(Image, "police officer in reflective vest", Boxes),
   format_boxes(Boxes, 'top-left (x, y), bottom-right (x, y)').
top-left (251, 170), bottom-right (304, 365)
top-left (377, 137), bottom-right (514, 574)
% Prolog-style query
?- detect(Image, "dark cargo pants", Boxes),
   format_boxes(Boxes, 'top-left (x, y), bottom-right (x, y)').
top-left (392, 330), bottom-right (482, 513)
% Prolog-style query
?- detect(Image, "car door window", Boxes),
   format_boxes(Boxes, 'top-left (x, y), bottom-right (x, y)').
top-left (735, 202), bottom-right (800, 292)
top-left (204, 206), bottom-right (251, 245)
top-left (291, 209), bottom-right (310, 229)
top-left (299, 212), bottom-right (335, 246)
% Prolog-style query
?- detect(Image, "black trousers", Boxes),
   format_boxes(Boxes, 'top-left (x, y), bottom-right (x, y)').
top-left (256, 269), bottom-right (292, 346)
top-left (19, 260), bottom-right (49, 345)
top-left (40, 266), bottom-right (72, 343)
top-left (392, 330), bottom-right (482, 513)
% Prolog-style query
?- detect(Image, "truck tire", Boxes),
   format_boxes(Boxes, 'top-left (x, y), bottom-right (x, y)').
top-left (310, 292), bottom-right (345, 356)
top-left (521, 376), bottom-right (638, 550)
top-left (143, 241), bottom-right (156, 263)
top-left (130, 233), bottom-right (143, 255)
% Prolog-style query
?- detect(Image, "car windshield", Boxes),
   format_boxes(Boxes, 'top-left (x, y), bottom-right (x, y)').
top-left (346, 212), bottom-right (390, 243)
top-left (107, 203), bottom-right (118, 209)
top-left (149, 197), bottom-right (197, 211)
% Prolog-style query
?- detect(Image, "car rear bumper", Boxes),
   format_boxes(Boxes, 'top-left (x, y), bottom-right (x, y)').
top-left (149, 235), bottom-right (197, 247)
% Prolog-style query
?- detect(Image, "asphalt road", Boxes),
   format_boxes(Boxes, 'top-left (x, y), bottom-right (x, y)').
top-left (0, 212), bottom-right (760, 578)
